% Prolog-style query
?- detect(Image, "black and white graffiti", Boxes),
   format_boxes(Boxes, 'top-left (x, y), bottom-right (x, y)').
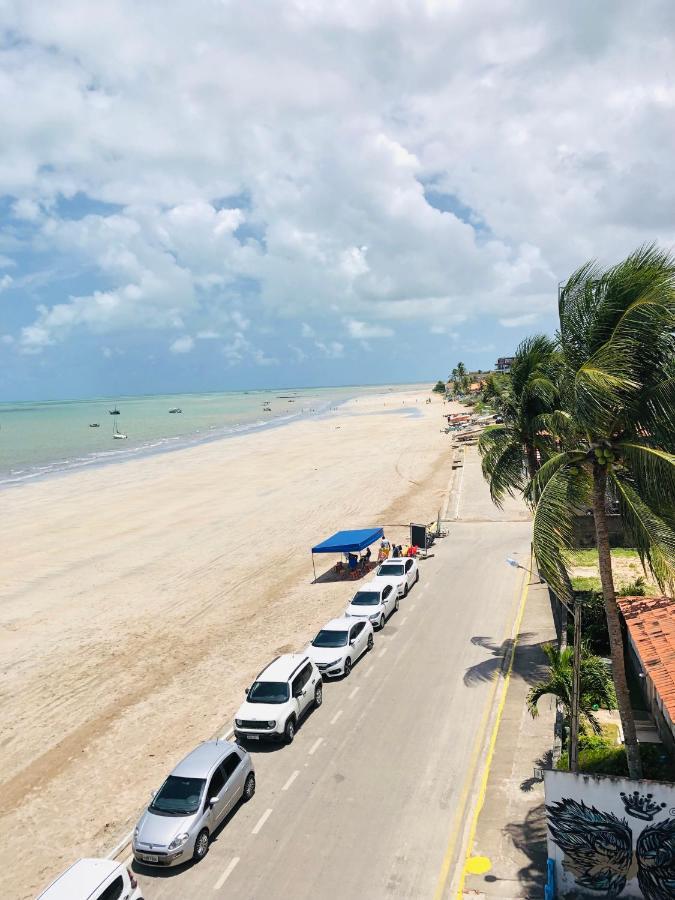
top-left (547, 794), bottom-right (675, 899)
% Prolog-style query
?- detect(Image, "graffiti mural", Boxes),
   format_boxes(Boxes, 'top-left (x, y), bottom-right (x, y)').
top-left (545, 770), bottom-right (675, 898)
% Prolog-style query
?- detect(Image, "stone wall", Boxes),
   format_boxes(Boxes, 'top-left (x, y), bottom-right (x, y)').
top-left (572, 514), bottom-right (625, 548)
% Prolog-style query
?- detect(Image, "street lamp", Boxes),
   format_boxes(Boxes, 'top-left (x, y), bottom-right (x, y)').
top-left (505, 557), bottom-right (546, 584)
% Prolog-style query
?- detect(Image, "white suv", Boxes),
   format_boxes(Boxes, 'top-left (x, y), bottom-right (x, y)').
top-left (37, 859), bottom-right (143, 900)
top-left (234, 654), bottom-right (323, 744)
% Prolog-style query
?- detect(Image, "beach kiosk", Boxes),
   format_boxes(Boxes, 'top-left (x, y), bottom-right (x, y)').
top-left (311, 527), bottom-right (384, 582)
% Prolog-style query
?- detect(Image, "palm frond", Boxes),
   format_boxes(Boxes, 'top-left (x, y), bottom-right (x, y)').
top-left (616, 443), bottom-right (675, 520)
top-left (531, 464), bottom-right (592, 604)
top-left (525, 450), bottom-right (587, 506)
top-left (478, 425), bottom-right (526, 507)
top-left (609, 470), bottom-right (675, 594)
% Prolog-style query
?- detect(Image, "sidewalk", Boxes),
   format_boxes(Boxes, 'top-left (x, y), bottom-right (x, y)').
top-left (461, 578), bottom-right (557, 899)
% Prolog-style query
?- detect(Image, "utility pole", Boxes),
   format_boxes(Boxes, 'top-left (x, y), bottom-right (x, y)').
top-left (569, 597), bottom-right (582, 773)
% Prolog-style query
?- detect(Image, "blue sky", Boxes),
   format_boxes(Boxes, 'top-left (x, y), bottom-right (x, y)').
top-left (1, 1), bottom-right (674, 400)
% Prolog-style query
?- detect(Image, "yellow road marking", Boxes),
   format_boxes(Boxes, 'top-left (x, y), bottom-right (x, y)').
top-left (454, 568), bottom-right (531, 898)
top-left (432, 567), bottom-right (529, 900)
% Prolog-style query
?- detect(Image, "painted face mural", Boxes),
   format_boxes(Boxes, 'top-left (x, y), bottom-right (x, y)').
top-left (547, 794), bottom-right (675, 899)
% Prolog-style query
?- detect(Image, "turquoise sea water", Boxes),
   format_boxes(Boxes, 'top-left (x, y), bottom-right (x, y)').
top-left (0, 385), bottom-right (396, 486)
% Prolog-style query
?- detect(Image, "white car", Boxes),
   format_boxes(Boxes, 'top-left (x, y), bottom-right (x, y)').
top-left (234, 653), bottom-right (322, 744)
top-left (345, 581), bottom-right (399, 630)
top-left (370, 556), bottom-right (419, 597)
top-left (37, 859), bottom-right (143, 900)
top-left (307, 616), bottom-right (374, 677)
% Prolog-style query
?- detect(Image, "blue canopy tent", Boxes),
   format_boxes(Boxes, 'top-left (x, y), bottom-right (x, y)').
top-left (311, 527), bottom-right (384, 581)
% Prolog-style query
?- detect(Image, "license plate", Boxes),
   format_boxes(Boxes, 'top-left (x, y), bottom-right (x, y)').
top-left (143, 854), bottom-right (159, 863)
top-left (247, 733), bottom-right (260, 740)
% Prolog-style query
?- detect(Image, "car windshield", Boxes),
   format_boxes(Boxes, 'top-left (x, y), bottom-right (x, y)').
top-left (150, 776), bottom-right (205, 816)
top-left (312, 629), bottom-right (348, 648)
top-left (378, 564), bottom-right (404, 576)
top-left (248, 680), bottom-right (290, 704)
top-left (351, 591), bottom-right (380, 606)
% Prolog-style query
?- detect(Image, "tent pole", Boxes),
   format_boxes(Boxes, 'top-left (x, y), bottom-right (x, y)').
top-left (312, 553), bottom-right (316, 583)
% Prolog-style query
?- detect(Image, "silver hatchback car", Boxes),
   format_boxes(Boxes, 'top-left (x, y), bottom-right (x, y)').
top-left (133, 740), bottom-right (255, 867)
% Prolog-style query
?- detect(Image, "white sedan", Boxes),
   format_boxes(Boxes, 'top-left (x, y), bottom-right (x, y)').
top-left (307, 616), bottom-right (374, 677)
top-left (370, 556), bottom-right (419, 598)
top-left (345, 581), bottom-right (399, 630)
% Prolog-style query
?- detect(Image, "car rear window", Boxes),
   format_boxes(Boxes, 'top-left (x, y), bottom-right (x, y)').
top-left (378, 564), bottom-right (404, 576)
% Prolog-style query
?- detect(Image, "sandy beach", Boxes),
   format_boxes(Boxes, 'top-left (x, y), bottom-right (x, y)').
top-left (0, 386), bottom-right (453, 899)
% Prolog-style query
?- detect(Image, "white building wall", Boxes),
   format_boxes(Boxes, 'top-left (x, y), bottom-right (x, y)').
top-left (545, 768), bottom-right (675, 898)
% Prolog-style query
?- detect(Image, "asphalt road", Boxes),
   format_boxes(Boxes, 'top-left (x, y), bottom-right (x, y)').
top-left (133, 449), bottom-right (531, 900)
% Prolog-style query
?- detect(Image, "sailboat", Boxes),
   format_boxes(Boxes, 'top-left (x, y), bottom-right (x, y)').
top-left (112, 419), bottom-right (127, 440)
top-left (109, 406), bottom-right (120, 415)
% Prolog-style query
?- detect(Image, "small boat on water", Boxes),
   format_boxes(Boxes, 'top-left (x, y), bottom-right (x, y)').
top-left (112, 420), bottom-right (127, 440)
top-left (169, 408), bottom-right (182, 414)
top-left (109, 406), bottom-right (120, 415)
top-left (89, 423), bottom-right (100, 428)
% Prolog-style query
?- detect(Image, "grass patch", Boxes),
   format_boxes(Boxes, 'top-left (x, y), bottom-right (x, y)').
top-left (571, 575), bottom-right (602, 592)
top-left (565, 548), bottom-right (640, 566)
top-left (557, 739), bottom-right (675, 781)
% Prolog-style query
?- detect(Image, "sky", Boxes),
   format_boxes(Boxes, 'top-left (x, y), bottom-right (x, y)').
top-left (1, 0), bottom-right (674, 400)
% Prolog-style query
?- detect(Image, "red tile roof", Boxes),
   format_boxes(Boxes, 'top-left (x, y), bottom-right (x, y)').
top-left (617, 595), bottom-right (675, 719)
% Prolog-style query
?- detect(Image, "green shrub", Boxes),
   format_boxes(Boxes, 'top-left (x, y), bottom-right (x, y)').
top-left (557, 741), bottom-right (675, 781)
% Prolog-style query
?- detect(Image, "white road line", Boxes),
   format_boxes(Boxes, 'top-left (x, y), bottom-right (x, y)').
top-left (400, 616), bottom-right (408, 626)
top-left (330, 709), bottom-right (343, 725)
top-left (364, 665), bottom-right (374, 678)
top-left (378, 647), bottom-right (388, 658)
top-left (251, 808), bottom-right (273, 835)
top-left (308, 737), bottom-right (324, 755)
top-left (220, 727), bottom-right (234, 741)
top-left (348, 685), bottom-right (360, 700)
top-left (214, 857), bottom-right (239, 890)
top-left (282, 770), bottom-right (299, 791)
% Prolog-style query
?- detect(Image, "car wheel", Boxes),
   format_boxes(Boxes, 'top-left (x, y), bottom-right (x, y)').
top-left (284, 717), bottom-right (296, 743)
top-left (395, 596), bottom-right (400, 611)
top-left (243, 772), bottom-right (256, 802)
top-left (415, 570), bottom-right (420, 584)
top-left (314, 682), bottom-right (323, 707)
top-left (367, 634), bottom-right (374, 651)
top-left (403, 582), bottom-right (409, 597)
top-left (193, 828), bottom-right (209, 862)
top-left (379, 614), bottom-right (385, 630)
top-left (344, 657), bottom-right (352, 677)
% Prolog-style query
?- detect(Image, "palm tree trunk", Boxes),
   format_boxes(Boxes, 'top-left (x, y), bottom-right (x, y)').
top-left (592, 463), bottom-right (643, 779)
top-left (526, 445), bottom-right (538, 480)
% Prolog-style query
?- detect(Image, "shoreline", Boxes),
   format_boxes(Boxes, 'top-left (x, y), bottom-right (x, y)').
top-left (1, 387), bottom-right (455, 899)
top-left (0, 382), bottom-right (429, 490)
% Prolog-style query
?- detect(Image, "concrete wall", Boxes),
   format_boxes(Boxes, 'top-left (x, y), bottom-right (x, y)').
top-left (572, 514), bottom-right (625, 548)
top-left (545, 769), bottom-right (675, 898)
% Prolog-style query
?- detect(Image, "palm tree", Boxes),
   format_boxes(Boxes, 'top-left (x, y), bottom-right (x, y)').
top-left (478, 334), bottom-right (558, 504)
top-left (527, 643), bottom-right (616, 734)
top-left (528, 243), bottom-right (675, 778)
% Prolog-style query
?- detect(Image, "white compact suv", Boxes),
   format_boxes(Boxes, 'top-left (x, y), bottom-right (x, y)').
top-left (37, 859), bottom-right (143, 900)
top-left (307, 615), bottom-right (374, 677)
top-left (235, 654), bottom-right (323, 744)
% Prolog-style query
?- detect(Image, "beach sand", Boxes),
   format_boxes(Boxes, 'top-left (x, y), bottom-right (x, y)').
top-left (0, 386), bottom-right (453, 899)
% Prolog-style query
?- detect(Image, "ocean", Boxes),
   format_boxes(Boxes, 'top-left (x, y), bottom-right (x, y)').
top-left (0, 385), bottom-right (399, 487)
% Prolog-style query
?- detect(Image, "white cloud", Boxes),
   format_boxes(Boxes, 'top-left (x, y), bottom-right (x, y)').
top-left (1, 334), bottom-right (15, 345)
top-left (315, 340), bottom-right (344, 358)
top-left (2, 0), bottom-right (674, 361)
top-left (196, 329), bottom-right (220, 339)
top-left (301, 322), bottom-right (315, 338)
top-left (345, 319), bottom-right (393, 339)
top-left (499, 312), bottom-right (539, 328)
top-left (0, 274), bottom-right (13, 292)
top-left (170, 335), bottom-right (194, 354)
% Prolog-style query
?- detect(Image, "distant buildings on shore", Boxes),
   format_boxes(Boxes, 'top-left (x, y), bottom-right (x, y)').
top-left (495, 356), bottom-right (515, 373)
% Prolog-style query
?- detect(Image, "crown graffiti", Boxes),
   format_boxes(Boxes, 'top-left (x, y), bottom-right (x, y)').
top-left (620, 790), bottom-right (667, 821)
